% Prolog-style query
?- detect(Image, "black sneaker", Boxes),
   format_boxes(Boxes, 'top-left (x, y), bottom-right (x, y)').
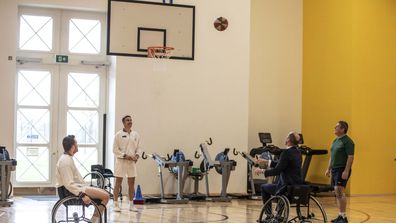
top-left (331, 215), bottom-right (342, 223)
top-left (333, 216), bottom-right (348, 223)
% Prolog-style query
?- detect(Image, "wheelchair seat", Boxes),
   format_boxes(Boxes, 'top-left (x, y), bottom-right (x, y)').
top-left (57, 186), bottom-right (102, 206)
top-left (286, 185), bottom-right (311, 206)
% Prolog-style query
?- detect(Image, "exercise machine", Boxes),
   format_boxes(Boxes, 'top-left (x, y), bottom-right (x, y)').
top-left (142, 150), bottom-right (191, 204)
top-left (298, 134), bottom-right (333, 194)
top-left (0, 146), bottom-right (16, 207)
top-left (232, 148), bottom-right (261, 199)
top-left (199, 138), bottom-right (236, 202)
top-left (247, 133), bottom-right (281, 195)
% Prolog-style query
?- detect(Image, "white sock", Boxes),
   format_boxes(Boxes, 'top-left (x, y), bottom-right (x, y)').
top-left (339, 212), bottom-right (346, 218)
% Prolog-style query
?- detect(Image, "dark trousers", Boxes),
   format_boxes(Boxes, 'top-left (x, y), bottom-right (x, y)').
top-left (261, 184), bottom-right (277, 204)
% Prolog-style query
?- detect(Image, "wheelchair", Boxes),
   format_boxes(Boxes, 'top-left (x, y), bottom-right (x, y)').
top-left (83, 165), bottom-right (122, 200)
top-left (258, 185), bottom-right (327, 223)
top-left (51, 186), bottom-right (107, 223)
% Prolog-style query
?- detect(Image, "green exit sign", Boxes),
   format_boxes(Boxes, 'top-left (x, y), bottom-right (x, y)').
top-left (56, 55), bottom-right (68, 63)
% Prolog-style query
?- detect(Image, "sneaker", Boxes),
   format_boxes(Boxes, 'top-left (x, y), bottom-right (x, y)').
top-left (129, 205), bottom-right (139, 212)
top-left (332, 215), bottom-right (348, 223)
top-left (331, 215), bottom-right (342, 223)
top-left (113, 205), bottom-right (121, 212)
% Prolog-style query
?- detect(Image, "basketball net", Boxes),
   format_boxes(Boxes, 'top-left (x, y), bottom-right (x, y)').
top-left (147, 46), bottom-right (174, 72)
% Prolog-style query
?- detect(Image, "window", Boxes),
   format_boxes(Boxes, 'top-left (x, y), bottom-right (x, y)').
top-left (69, 19), bottom-right (101, 54)
top-left (19, 15), bottom-right (53, 51)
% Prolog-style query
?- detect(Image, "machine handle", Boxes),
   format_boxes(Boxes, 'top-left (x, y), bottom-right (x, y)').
top-left (166, 154), bottom-right (171, 161)
top-left (141, 152), bottom-right (148, 160)
top-left (194, 151), bottom-right (201, 159)
top-left (206, 137), bottom-right (213, 145)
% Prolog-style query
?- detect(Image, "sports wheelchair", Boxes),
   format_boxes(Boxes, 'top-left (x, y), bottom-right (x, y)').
top-left (83, 165), bottom-right (122, 200)
top-left (258, 185), bottom-right (327, 223)
top-left (51, 186), bottom-right (107, 223)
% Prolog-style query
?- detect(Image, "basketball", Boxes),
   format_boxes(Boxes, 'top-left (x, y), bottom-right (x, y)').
top-left (214, 17), bottom-right (228, 31)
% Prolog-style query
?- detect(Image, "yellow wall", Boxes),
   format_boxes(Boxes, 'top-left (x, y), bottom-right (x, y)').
top-left (303, 0), bottom-right (396, 195)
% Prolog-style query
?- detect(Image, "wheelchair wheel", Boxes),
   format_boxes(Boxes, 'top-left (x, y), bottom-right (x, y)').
top-left (258, 195), bottom-right (290, 223)
top-left (83, 171), bottom-right (105, 189)
top-left (295, 196), bottom-right (327, 222)
top-left (51, 196), bottom-right (102, 223)
top-left (0, 182), bottom-right (13, 199)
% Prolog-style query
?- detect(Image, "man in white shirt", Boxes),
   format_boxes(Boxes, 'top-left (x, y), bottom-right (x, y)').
top-left (113, 115), bottom-right (142, 212)
top-left (56, 135), bottom-right (109, 223)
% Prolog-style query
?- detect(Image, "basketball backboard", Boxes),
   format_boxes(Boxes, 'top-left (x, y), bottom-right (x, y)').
top-left (107, 0), bottom-right (195, 60)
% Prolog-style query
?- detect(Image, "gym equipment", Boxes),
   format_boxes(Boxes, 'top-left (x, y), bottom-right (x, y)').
top-left (0, 146), bottom-right (16, 207)
top-left (199, 138), bottom-right (236, 202)
top-left (179, 152), bottom-right (206, 201)
top-left (232, 148), bottom-right (261, 199)
top-left (298, 134), bottom-right (333, 194)
top-left (88, 165), bottom-right (123, 200)
top-left (257, 185), bottom-right (327, 223)
top-left (142, 150), bottom-right (191, 204)
top-left (247, 133), bottom-right (280, 195)
top-left (51, 186), bottom-right (107, 223)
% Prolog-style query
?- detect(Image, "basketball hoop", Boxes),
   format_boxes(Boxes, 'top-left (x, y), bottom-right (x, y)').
top-left (147, 46), bottom-right (174, 59)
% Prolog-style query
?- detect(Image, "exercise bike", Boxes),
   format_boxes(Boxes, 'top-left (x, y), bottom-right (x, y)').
top-left (142, 150), bottom-right (191, 204)
top-left (197, 138), bottom-right (237, 202)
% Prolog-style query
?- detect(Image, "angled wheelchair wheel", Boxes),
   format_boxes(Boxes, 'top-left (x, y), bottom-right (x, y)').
top-left (51, 196), bottom-right (102, 223)
top-left (83, 171), bottom-right (105, 189)
top-left (0, 182), bottom-right (13, 199)
top-left (258, 195), bottom-right (289, 223)
top-left (295, 196), bottom-right (327, 222)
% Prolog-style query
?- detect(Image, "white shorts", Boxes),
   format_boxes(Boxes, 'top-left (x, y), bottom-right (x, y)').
top-left (114, 158), bottom-right (137, 178)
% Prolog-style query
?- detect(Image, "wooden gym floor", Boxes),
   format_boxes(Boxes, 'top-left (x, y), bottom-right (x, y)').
top-left (0, 195), bottom-right (395, 222)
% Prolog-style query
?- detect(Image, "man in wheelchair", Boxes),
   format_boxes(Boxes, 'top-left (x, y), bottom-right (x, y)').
top-left (255, 133), bottom-right (327, 223)
top-left (255, 132), bottom-right (303, 204)
top-left (55, 135), bottom-right (110, 223)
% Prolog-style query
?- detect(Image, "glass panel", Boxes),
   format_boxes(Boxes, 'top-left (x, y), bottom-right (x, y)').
top-left (67, 110), bottom-right (98, 145)
top-left (73, 147), bottom-right (98, 176)
top-left (15, 146), bottom-right (49, 182)
top-left (69, 18), bottom-right (101, 54)
top-left (17, 108), bottom-right (50, 144)
top-left (19, 15), bottom-right (53, 51)
top-left (17, 70), bottom-right (51, 106)
top-left (68, 72), bottom-right (99, 108)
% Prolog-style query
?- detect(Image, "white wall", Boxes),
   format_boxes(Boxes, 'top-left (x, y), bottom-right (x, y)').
top-left (0, 0), bottom-right (18, 155)
top-left (249, 0), bottom-right (303, 149)
top-left (112, 0), bottom-right (250, 194)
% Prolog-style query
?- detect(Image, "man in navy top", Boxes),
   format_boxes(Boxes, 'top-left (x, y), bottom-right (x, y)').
top-left (255, 132), bottom-right (303, 204)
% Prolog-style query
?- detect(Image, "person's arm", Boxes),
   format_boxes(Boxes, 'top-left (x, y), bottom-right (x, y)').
top-left (113, 134), bottom-right (126, 158)
top-left (342, 140), bottom-right (355, 179)
top-left (59, 161), bottom-right (85, 196)
top-left (264, 151), bottom-right (288, 177)
top-left (342, 155), bottom-right (354, 179)
top-left (325, 157), bottom-right (332, 177)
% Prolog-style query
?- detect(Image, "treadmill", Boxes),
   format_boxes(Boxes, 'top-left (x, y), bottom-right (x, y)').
top-left (298, 134), bottom-right (334, 194)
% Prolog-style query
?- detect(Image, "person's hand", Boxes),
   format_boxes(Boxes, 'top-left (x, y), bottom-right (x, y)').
top-left (131, 155), bottom-right (139, 162)
top-left (81, 195), bottom-right (91, 205)
top-left (341, 171), bottom-right (349, 180)
top-left (256, 159), bottom-right (269, 166)
top-left (254, 168), bottom-right (264, 176)
top-left (325, 169), bottom-right (331, 177)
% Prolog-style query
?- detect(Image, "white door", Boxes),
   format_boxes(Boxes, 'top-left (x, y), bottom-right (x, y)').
top-left (15, 7), bottom-right (107, 187)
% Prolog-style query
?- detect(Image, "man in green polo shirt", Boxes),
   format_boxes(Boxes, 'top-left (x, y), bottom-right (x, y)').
top-left (325, 121), bottom-right (354, 223)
